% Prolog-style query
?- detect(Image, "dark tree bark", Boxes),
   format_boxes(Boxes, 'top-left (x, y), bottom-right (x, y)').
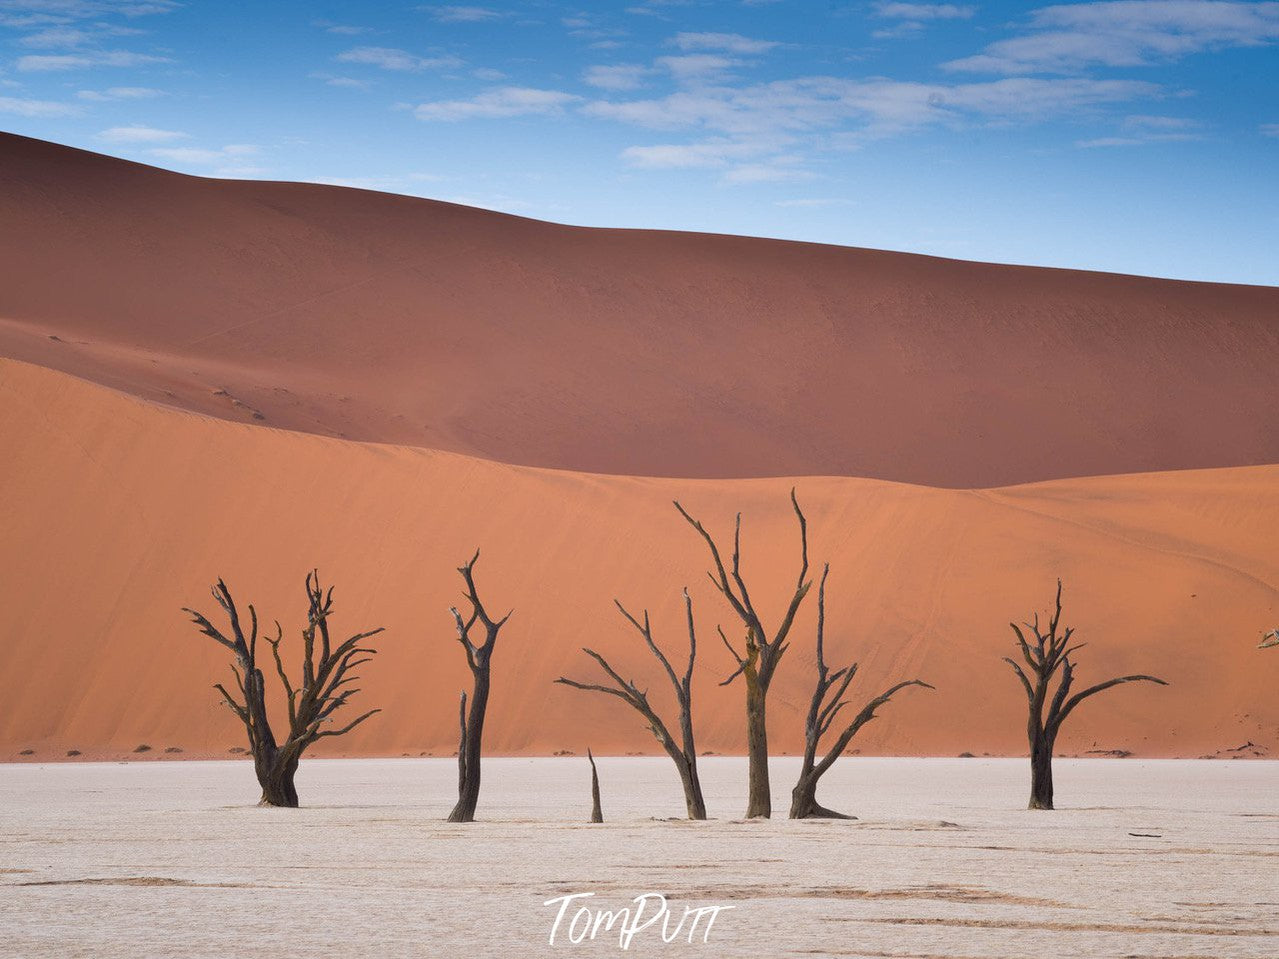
top-left (556, 588), bottom-right (708, 820)
top-left (183, 573), bottom-right (383, 807)
top-left (790, 565), bottom-right (932, 819)
top-left (1004, 580), bottom-right (1168, 810)
top-left (587, 748), bottom-right (603, 823)
top-left (675, 489), bottom-right (812, 819)
top-left (447, 550), bottom-right (512, 823)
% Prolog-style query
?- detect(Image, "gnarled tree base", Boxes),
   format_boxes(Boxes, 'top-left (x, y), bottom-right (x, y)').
top-left (255, 756), bottom-right (300, 807)
top-left (790, 784), bottom-right (858, 820)
top-left (793, 803), bottom-right (858, 820)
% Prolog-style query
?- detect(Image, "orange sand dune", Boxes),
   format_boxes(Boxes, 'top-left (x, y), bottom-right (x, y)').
top-left (3, 132), bottom-right (1279, 488)
top-left (2, 360), bottom-right (1275, 761)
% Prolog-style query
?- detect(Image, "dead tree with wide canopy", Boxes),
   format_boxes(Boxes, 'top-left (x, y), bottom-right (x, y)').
top-left (447, 550), bottom-right (512, 823)
top-left (182, 573), bottom-right (383, 807)
top-left (675, 489), bottom-right (812, 819)
top-left (555, 589), bottom-right (707, 820)
top-left (791, 565), bottom-right (932, 819)
top-left (1004, 580), bottom-right (1168, 810)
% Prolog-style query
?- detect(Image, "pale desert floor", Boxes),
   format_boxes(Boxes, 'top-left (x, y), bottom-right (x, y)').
top-left (0, 758), bottom-right (1275, 958)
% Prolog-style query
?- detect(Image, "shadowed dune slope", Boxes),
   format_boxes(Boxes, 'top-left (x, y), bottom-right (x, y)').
top-left (3, 132), bottom-right (1279, 487)
top-left (2, 360), bottom-right (1276, 760)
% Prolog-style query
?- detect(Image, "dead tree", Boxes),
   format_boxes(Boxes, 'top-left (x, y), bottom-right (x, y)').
top-left (675, 489), bottom-right (812, 819)
top-left (183, 573), bottom-right (383, 807)
top-left (791, 565), bottom-right (932, 819)
top-left (1004, 580), bottom-right (1168, 810)
top-left (556, 589), bottom-right (707, 819)
top-left (448, 550), bottom-right (511, 823)
top-left (587, 748), bottom-right (603, 823)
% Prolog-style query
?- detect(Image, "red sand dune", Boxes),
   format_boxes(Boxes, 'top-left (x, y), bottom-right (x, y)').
top-left (1, 133), bottom-right (1277, 762)
top-left (1, 360), bottom-right (1276, 760)
top-left (3, 131), bottom-right (1279, 488)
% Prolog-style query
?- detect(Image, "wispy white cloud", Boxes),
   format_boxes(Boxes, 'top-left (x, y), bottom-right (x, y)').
top-left (875, 2), bottom-right (976, 19)
top-left (1076, 112), bottom-right (1203, 146)
top-left (309, 72), bottom-right (371, 89)
top-left (583, 63), bottom-right (649, 90)
top-left (656, 53), bottom-right (742, 81)
top-left (415, 86), bottom-right (580, 121)
top-left (0, 93), bottom-right (82, 116)
top-left (872, 2), bottom-right (975, 39)
top-left (586, 76), bottom-right (1159, 137)
top-left (97, 123), bottom-right (186, 142)
top-left (774, 197), bottom-right (856, 208)
top-left (1261, 122), bottom-right (1279, 136)
top-left (720, 161), bottom-right (813, 184)
top-left (16, 48), bottom-right (170, 70)
top-left (620, 138), bottom-right (776, 168)
top-left (946, 0), bottom-right (1279, 74)
top-left (19, 26), bottom-right (89, 46)
top-left (0, 1), bottom-right (178, 28)
top-left (313, 21), bottom-right (372, 36)
top-left (423, 5), bottom-right (502, 22)
top-left (670, 31), bottom-right (780, 53)
top-left (148, 144), bottom-right (260, 171)
top-left (336, 46), bottom-right (463, 71)
top-left (592, 74), bottom-right (1159, 183)
top-left (76, 85), bottom-right (163, 100)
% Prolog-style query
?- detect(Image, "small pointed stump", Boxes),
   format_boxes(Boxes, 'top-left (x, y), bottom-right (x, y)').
top-left (588, 748), bottom-right (604, 823)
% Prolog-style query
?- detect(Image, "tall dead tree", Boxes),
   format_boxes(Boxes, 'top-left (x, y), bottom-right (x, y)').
top-left (448, 550), bottom-right (511, 823)
top-left (556, 589), bottom-right (707, 819)
top-left (791, 565), bottom-right (932, 819)
top-left (183, 573), bottom-right (383, 807)
top-left (1004, 580), bottom-right (1168, 810)
top-left (675, 489), bottom-right (812, 819)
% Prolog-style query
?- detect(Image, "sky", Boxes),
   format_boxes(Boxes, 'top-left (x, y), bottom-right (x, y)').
top-left (1, 0), bottom-right (1276, 285)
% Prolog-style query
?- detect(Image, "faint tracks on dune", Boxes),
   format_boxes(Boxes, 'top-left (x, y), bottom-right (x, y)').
top-left (183, 243), bottom-right (481, 348)
top-left (965, 488), bottom-right (1278, 598)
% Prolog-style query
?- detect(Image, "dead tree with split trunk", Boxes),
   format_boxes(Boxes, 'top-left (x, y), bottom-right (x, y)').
top-left (555, 589), bottom-right (707, 819)
top-left (675, 489), bottom-right (812, 819)
top-left (790, 565), bottom-right (933, 819)
top-left (447, 550), bottom-right (512, 823)
top-left (182, 573), bottom-right (383, 807)
top-left (1004, 580), bottom-right (1168, 810)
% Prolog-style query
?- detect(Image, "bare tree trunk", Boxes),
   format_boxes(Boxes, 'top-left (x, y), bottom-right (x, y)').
top-left (258, 750), bottom-right (300, 808)
top-left (445, 551), bottom-right (511, 824)
top-left (183, 573), bottom-right (383, 808)
top-left (1029, 734), bottom-right (1055, 810)
top-left (588, 748), bottom-right (603, 823)
top-left (1004, 580), bottom-right (1166, 811)
top-left (450, 668), bottom-right (492, 822)
top-left (676, 490), bottom-right (813, 819)
top-left (743, 673), bottom-right (771, 819)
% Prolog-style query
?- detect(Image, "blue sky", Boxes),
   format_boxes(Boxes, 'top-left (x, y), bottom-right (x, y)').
top-left (1, 1), bottom-right (1276, 285)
